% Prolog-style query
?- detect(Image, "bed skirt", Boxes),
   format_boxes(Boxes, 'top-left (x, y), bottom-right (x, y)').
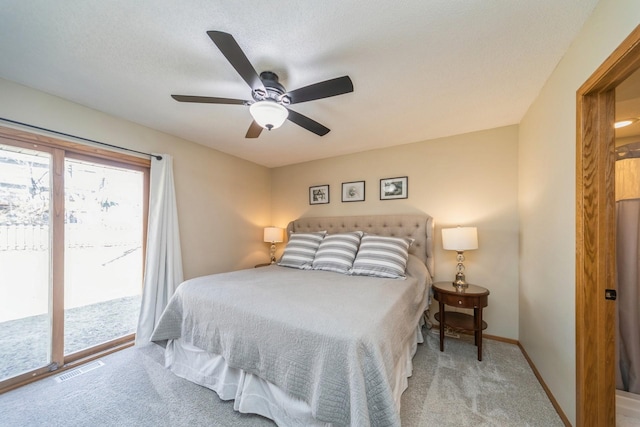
top-left (164, 320), bottom-right (425, 426)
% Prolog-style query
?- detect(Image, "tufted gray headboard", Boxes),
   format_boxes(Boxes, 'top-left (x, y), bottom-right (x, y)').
top-left (286, 214), bottom-right (435, 277)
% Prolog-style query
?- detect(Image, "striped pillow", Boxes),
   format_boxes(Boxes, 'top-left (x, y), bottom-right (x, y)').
top-left (278, 231), bottom-right (327, 269)
top-left (351, 234), bottom-right (414, 279)
top-left (312, 231), bottom-right (364, 274)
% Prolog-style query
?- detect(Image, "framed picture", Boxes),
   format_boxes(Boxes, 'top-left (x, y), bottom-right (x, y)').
top-left (309, 185), bottom-right (330, 205)
top-left (342, 181), bottom-right (365, 202)
top-left (380, 176), bottom-right (408, 200)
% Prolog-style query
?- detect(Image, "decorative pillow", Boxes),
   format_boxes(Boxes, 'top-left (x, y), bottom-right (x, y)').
top-left (351, 234), bottom-right (414, 279)
top-left (278, 231), bottom-right (327, 269)
top-left (312, 231), bottom-right (364, 274)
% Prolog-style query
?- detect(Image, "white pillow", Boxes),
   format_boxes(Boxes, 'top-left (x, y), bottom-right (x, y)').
top-left (312, 231), bottom-right (363, 274)
top-left (351, 234), bottom-right (414, 279)
top-left (278, 231), bottom-right (327, 269)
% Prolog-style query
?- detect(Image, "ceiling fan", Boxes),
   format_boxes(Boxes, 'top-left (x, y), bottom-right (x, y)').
top-left (171, 31), bottom-right (354, 138)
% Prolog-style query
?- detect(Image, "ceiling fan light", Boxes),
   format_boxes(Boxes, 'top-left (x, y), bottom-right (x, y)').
top-left (615, 118), bottom-right (638, 129)
top-left (249, 101), bottom-right (288, 130)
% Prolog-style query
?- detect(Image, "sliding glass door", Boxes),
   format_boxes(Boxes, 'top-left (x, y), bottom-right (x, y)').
top-left (0, 134), bottom-right (148, 389)
top-left (0, 144), bottom-right (53, 381)
top-left (64, 156), bottom-right (144, 355)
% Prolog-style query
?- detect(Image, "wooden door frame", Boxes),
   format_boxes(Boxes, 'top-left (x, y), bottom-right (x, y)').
top-left (576, 25), bottom-right (640, 426)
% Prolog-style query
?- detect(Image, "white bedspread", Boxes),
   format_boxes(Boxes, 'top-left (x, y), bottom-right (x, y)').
top-left (150, 255), bottom-right (429, 426)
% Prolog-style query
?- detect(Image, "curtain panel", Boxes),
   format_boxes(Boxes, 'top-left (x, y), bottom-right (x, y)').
top-left (616, 198), bottom-right (640, 393)
top-left (136, 154), bottom-right (183, 345)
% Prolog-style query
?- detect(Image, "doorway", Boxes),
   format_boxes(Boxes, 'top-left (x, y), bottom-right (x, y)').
top-left (576, 25), bottom-right (640, 426)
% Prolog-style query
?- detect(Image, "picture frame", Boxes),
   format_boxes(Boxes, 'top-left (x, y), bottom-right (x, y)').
top-left (341, 181), bottom-right (365, 202)
top-left (380, 176), bottom-right (408, 200)
top-left (309, 185), bottom-right (330, 205)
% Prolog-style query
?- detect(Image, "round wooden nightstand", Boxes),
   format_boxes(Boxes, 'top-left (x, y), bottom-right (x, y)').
top-left (432, 281), bottom-right (490, 361)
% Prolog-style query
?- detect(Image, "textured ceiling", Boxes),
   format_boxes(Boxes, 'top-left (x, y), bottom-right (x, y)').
top-left (0, 1), bottom-right (599, 167)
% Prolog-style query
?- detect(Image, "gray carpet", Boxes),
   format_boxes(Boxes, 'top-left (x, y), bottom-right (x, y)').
top-left (400, 331), bottom-right (563, 426)
top-left (0, 331), bottom-right (563, 426)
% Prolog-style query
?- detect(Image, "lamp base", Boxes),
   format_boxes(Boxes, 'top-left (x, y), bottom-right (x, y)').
top-left (452, 253), bottom-right (469, 289)
top-left (269, 243), bottom-right (276, 264)
top-left (452, 271), bottom-right (468, 289)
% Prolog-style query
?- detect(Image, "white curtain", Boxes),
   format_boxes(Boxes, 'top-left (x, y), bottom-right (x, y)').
top-left (616, 199), bottom-right (640, 393)
top-left (136, 154), bottom-right (184, 345)
top-left (616, 157), bottom-right (640, 393)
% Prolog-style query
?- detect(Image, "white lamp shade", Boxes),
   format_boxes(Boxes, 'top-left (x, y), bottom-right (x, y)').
top-left (442, 227), bottom-right (478, 251)
top-left (249, 101), bottom-right (289, 130)
top-left (263, 227), bottom-right (284, 243)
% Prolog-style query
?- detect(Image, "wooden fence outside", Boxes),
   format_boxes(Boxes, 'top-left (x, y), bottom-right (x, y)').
top-left (0, 224), bottom-right (140, 251)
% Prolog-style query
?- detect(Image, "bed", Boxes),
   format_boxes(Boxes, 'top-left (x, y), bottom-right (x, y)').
top-left (150, 214), bottom-right (434, 426)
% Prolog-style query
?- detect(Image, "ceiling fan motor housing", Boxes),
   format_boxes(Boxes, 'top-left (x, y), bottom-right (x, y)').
top-left (253, 71), bottom-right (290, 105)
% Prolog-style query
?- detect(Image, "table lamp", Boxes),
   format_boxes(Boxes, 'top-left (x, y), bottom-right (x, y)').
top-left (263, 227), bottom-right (284, 264)
top-left (442, 226), bottom-right (478, 288)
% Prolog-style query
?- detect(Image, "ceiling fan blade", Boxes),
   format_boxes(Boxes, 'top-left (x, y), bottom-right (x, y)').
top-left (245, 121), bottom-right (263, 138)
top-left (287, 76), bottom-right (353, 105)
top-left (171, 95), bottom-right (247, 105)
top-left (287, 109), bottom-right (330, 136)
top-left (207, 31), bottom-right (266, 93)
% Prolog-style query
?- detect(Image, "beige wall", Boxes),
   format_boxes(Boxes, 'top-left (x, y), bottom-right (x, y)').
top-left (518, 0), bottom-right (640, 424)
top-left (272, 125), bottom-right (520, 340)
top-left (0, 78), bottom-right (272, 279)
